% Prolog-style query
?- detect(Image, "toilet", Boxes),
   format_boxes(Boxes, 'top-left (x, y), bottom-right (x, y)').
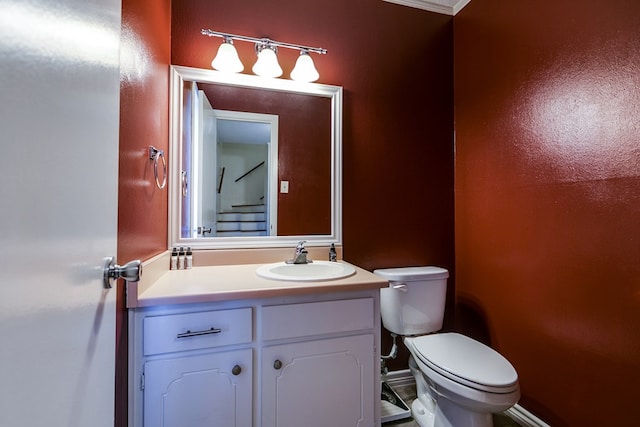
top-left (374, 266), bottom-right (520, 427)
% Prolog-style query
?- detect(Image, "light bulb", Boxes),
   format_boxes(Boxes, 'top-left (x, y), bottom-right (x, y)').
top-left (290, 51), bottom-right (319, 82)
top-left (252, 46), bottom-right (282, 78)
top-left (211, 40), bottom-right (244, 73)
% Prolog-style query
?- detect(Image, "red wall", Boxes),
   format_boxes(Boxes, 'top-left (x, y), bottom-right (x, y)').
top-left (117, 0), bottom-right (171, 424)
top-left (119, 0), bottom-right (171, 264)
top-left (454, 1), bottom-right (640, 425)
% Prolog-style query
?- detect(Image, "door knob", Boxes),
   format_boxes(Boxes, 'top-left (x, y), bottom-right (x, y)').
top-left (103, 257), bottom-right (142, 289)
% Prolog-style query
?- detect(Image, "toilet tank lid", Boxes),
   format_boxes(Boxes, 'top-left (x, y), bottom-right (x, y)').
top-left (373, 266), bottom-right (449, 281)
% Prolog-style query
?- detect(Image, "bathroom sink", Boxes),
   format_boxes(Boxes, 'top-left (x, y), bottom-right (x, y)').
top-left (256, 261), bottom-right (356, 282)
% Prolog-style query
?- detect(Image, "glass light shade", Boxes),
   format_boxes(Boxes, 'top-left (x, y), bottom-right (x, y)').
top-left (211, 41), bottom-right (244, 73)
top-left (252, 47), bottom-right (283, 78)
top-left (290, 51), bottom-right (319, 82)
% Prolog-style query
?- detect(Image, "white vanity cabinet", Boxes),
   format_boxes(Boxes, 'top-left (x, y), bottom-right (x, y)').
top-left (134, 307), bottom-right (254, 427)
top-left (130, 291), bottom-right (381, 427)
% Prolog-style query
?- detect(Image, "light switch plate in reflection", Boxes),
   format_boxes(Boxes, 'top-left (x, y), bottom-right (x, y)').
top-left (280, 181), bottom-right (289, 193)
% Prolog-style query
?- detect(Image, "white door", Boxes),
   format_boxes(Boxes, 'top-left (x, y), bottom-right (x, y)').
top-left (0, 0), bottom-right (121, 426)
top-left (191, 87), bottom-right (209, 236)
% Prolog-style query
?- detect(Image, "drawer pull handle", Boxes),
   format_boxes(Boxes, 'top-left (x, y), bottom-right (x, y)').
top-left (232, 365), bottom-right (242, 376)
top-left (176, 327), bottom-right (222, 339)
top-left (273, 360), bottom-right (283, 370)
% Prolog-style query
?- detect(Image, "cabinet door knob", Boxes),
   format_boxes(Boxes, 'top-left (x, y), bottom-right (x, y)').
top-left (232, 365), bottom-right (242, 376)
top-left (273, 360), bottom-right (282, 370)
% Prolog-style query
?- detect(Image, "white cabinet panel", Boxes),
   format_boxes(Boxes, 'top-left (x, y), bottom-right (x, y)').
top-left (262, 334), bottom-right (375, 427)
top-left (262, 298), bottom-right (374, 340)
top-left (143, 307), bottom-right (252, 355)
top-left (144, 348), bottom-right (252, 427)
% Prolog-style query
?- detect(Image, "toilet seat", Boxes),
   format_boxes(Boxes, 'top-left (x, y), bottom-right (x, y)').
top-left (410, 333), bottom-right (519, 394)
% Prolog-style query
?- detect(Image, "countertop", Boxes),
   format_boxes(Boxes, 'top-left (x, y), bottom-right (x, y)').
top-left (128, 252), bottom-right (387, 308)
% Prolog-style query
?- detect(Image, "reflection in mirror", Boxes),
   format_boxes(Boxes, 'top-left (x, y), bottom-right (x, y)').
top-left (209, 111), bottom-right (278, 238)
top-left (169, 65), bottom-right (343, 249)
top-left (191, 107), bottom-right (279, 238)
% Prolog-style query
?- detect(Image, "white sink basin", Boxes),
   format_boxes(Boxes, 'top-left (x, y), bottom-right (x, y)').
top-left (256, 261), bottom-right (356, 282)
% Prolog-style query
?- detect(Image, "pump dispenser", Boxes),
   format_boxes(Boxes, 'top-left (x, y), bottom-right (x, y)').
top-left (329, 243), bottom-right (337, 262)
top-left (178, 247), bottom-right (185, 270)
top-left (186, 247), bottom-right (193, 269)
top-left (170, 247), bottom-right (178, 270)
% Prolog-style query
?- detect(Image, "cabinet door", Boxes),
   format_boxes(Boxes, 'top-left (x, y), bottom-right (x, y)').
top-left (144, 348), bottom-right (252, 427)
top-left (262, 334), bottom-right (375, 427)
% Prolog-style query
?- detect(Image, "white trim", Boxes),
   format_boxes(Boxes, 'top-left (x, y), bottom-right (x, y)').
top-left (383, 370), bottom-right (551, 427)
top-left (383, 0), bottom-right (471, 16)
top-left (505, 405), bottom-right (552, 427)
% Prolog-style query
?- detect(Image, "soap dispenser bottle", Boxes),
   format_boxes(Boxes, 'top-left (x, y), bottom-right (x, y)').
top-left (178, 247), bottom-right (185, 270)
top-left (329, 243), bottom-right (337, 262)
top-left (185, 247), bottom-right (193, 269)
top-left (170, 247), bottom-right (178, 270)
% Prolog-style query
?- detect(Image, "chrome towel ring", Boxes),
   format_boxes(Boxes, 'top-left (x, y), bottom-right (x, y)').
top-left (149, 146), bottom-right (166, 189)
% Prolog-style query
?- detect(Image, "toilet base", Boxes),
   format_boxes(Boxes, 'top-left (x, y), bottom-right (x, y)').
top-left (409, 354), bottom-right (497, 427)
top-left (434, 396), bottom-right (494, 427)
top-left (411, 392), bottom-right (496, 427)
top-left (411, 398), bottom-right (435, 427)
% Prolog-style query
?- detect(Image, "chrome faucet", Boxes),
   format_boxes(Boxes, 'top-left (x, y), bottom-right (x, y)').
top-left (287, 240), bottom-right (312, 264)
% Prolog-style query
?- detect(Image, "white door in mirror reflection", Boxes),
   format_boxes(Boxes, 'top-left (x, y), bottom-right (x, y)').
top-left (187, 88), bottom-right (279, 238)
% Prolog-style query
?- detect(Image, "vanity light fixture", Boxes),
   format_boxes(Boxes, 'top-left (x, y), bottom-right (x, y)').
top-left (211, 36), bottom-right (244, 73)
top-left (201, 28), bottom-right (326, 82)
top-left (252, 41), bottom-right (282, 78)
top-left (290, 50), bottom-right (320, 83)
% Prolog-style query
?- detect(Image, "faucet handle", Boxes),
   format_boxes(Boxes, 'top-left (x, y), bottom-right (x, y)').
top-left (286, 241), bottom-right (310, 264)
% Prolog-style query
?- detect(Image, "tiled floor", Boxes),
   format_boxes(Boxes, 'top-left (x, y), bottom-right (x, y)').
top-left (381, 383), bottom-right (522, 427)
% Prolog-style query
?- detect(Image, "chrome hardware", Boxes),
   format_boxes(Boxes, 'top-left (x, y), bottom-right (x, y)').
top-left (103, 257), bottom-right (142, 289)
top-left (149, 146), bottom-right (167, 189)
top-left (181, 170), bottom-right (188, 197)
top-left (176, 327), bottom-right (222, 339)
top-left (329, 243), bottom-right (337, 262)
top-left (286, 240), bottom-right (311, 264)
top-left (232, 365), bottom-right (242, 376)
top-left (197, 226), bottom-right (212, 236)
top-left (273, 360), bottom-right (282, 370)
top-left (391, 282), bottom-right (408, 292)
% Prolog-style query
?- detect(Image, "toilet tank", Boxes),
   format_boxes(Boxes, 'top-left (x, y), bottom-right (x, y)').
top-left (374, 266), bottom-right (449, 336)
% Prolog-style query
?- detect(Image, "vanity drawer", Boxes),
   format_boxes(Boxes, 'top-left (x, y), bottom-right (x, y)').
top-left (143, 308), bottom-right (252, 356)
top-left (262, 298), bottom-right (374, 341)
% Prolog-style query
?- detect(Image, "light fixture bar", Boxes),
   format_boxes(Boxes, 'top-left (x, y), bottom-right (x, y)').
top-left (201, 29), bottom-right (327, 55)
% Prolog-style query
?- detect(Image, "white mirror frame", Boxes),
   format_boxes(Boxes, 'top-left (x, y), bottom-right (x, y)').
top-left (169, 65), bottom-right (343, 249)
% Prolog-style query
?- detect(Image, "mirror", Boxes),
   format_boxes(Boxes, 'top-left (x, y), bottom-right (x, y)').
top-left (169, 65), bottom-right (343, 249)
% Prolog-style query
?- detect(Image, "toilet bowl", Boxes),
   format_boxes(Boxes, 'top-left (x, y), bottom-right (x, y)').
top-left (374, 267), bottom-right (520, 427)
top-left (406, 334), bottom-right (520, 427)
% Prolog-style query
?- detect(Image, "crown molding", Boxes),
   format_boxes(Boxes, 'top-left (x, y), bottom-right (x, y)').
top-left (383, 0), bottom-right (471, 16)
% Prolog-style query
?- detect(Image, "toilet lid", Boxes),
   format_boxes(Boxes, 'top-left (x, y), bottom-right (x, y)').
top-left (411, 333), bottom-right (518, 391)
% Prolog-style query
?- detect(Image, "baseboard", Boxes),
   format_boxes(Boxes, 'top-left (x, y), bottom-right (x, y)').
top-left (505, 405), bottom-right (551, 427)
top-left (383, 370), bottom-right (550, 427)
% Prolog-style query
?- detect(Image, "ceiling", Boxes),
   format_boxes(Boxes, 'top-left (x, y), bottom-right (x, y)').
top-left (383, 0), bottom-right (471, 15)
